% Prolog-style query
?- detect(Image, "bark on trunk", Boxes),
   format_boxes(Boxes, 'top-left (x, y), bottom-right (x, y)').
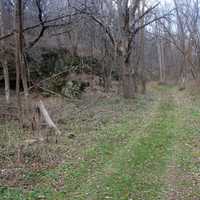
top-left (117, 0), bottom-right (139, 98)
top-left (38, 100), bottom-right (61, 143)
top-left (102, 59), bottom-right (112, 93)
top-left (157, 38), bottom-right (165, 83)
top-left (3, 61), bottom-right (10, 103)
top-left (104, 74), bottom-right (112, 93)
top-left (174, 0), bottom-right (187, 89)
top-left (139, 0), bottom-right (146, 94)
top-left (15, 0), bottom-right (29, 116)
top-left (122, 61), bottom-right (135, 98)
top-left (15, 0), bottom-right (23, 121)
top-left (0, 0), bottom-right (10, 104)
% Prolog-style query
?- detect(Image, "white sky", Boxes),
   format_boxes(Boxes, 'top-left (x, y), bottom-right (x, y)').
top-left (149, 0), bottom-right (173, 6)
top-left (149, 0), bottom-right (174, 11)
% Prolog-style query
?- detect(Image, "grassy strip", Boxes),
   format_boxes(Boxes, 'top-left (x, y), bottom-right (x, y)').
top-left (165, 93), bottom-right (200, 200)
top-left (0, 93), bottom-right (158, 200)
top-left (73, 95), bottom-right (177, 200)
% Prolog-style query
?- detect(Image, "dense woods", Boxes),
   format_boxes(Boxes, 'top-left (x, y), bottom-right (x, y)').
top-left (1, 0), bottom-right (200, 101)
top-left (1, 0), bottom-right (200, 199)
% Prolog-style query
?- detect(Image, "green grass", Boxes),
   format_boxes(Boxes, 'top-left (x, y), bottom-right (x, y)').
top-left (1, 84), bottom-right (200, 200)
top-left (74, 96), bottom-right (176, 200)
top-left (167, 94), bottom-right (200, 200)
top-left (1, 92), bottom-right (158, 200)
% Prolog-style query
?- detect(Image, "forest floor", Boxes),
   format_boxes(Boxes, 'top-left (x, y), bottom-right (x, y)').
top-left (1, 83), bottom-right (200, 200)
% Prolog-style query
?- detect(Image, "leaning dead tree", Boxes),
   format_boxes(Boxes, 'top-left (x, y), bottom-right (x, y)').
top-left (16, 99), bottom-right (61, 163)
top-left (31, 100), bottom-right (61, 143)
top-left (38, 100), bottom-right (61, 138)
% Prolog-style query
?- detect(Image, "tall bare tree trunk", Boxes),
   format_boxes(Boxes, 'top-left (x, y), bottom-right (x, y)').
top-left (121, 58), bottom-right (135, 98)
top-left (0, 0), bottom-right (10, 103)
top-left (117, 38), bottom-right (135, 98)
top-left (156, 19), bottom-right (166, 84)
top-left (102, 39), bottom-right (112, 93)
top-left (161, 39), bottom-right (166, 82)
top-left (15, 0), bottom-right (24, 122)
top-left (2, 61), bottom-right (10, 103)
top-left (15, 0), bottom-right (29, 112)
top-left (103, 65), bottom-right (112, 93)
top-left (117, 0), bottom-right (136, 98)
top-left (139, 0), bottom-right (146, 94)
top-left (157, 38), bottom-right (165, 83)
top-left (174, 0), bottom-right (187, 89)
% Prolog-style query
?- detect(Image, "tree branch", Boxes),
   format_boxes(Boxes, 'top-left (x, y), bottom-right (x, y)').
top-left (0, 13), bottom-right (79, 41)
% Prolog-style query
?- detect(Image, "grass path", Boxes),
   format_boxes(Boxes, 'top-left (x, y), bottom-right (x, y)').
top-left (164, 89), bottom-right (200, 200)
top-left (73, 88), bottom-right (178, 200)
top-left (1, 85), bottom-right (200, 200)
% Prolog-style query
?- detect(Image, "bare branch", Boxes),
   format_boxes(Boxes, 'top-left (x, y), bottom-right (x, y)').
top-left (0, 13), bottom-right (80, 41)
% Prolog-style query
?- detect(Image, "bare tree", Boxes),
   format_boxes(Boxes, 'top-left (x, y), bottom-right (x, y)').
top-left (0, 0), bottom-right (10, 103)
top-left (138, 0), bottom-right (146, 93)
top-left (156, 22), bottom-right (166, 83)
top-left (15, 0), bottom-right (29, 120)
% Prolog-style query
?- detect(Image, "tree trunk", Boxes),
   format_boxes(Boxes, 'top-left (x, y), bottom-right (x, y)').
top-left (15, 0), bottom-right (25, 122)
top-left (117, 0), bottom-right (138, 98)
top-left (15, 0), bottom-right (29, 112)
top-left (174, 0), bottom-right (187, 89)
top-left (178, 37), bottom-right (187, 89)
top-left (122, 60), bottom-right (135, 98)
top-left (3, 61), bottom-right (10, 103)
top-left (157, 37), bottom-right (165, 83)
top-left (0, 0), bottom-right (10, 104)
top-left (161, 39), bottom-right (166, 82)
top-left (117, 41), bottom-right (135, 98)
top-left (139, 0), bottom-right (146, 94)
top-left (104, 72), bottom-right (112, 93)
top-left (102, 39), bottom-right (112, 93)
top-left (179, 54), bottom-right (187, 90)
